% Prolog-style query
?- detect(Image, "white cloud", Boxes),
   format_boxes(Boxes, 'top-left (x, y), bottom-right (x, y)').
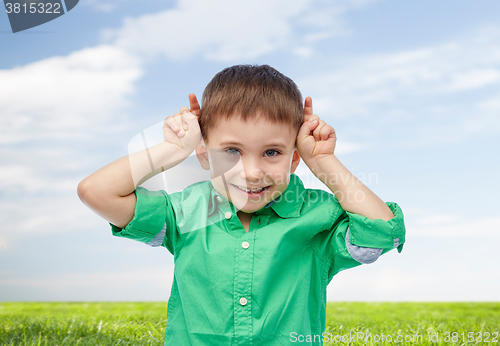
top-left (328, 267), bottom-right (421, 301)
top-left (0, 266), bottom-right (174, 301)
top-left (293, 46), bottom-right (314, 59)
top-left (0, 235), bottom-right (7, 250)
top-left (103, 0), bottom-right (378, 62)
top-left (298, 26), bottom-right (500, 146)
top-left (408, 214), bottom-right (500, 238)
top-left (478, 93), bottom-right (500, 112)
top-left (0, 164), bottom-right (80, 193)
top-left (0, 44), bottom-right (142, 144)
top-left (327, 228), bottom-right (500, 301)
top-left (0, 195), bottom-right (102, 248)
top-left (413, 214), bottom-right (460, 226)
top-left (328, 264), bottom-right (500, 301)
top-left (442, 68), bottom-right (500, 92)
top-left (81, 0), bottom-right (130, 12)
top-left (0, 44), bottom-right (143, 250)
top-left (0, 268), bottom-right (171, 290)
top-left (302, 38), bottom-right (500, 114)
top-left (103, 0), bottom-right (300, 61)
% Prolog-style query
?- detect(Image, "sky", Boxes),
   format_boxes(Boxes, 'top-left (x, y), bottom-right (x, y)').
top-left (0, 0), bottom-right (499, 302)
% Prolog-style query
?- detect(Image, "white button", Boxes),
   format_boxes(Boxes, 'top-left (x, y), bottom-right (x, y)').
top-left (216, 196), bottom-right (223, 202)
top-left (242, 241), bottom-right (249, 249)
top-left (225, 212), bottom-right (232, 219)
top-left (239, 297), bottom-right (247, 306)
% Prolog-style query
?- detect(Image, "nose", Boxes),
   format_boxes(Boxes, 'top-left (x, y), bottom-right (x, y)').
top-left (239, 156), bottom-right (264, 182)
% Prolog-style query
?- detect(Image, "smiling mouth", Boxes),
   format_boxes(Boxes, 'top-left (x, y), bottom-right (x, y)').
top-left (232, 184), bottom-right (271, 194)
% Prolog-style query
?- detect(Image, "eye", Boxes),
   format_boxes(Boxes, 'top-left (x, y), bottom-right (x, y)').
top-left (225, 148), bottom-right (241, 156)
top-left (264, 149), bottom-right (280, 157)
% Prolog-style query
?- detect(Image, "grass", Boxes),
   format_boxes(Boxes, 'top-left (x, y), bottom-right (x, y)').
top-left (323, 302), bottom-right (500, 345)
top-left (0, 302), bottom-right (498, 345)
top-left (0, 303), bottom-right (166, 346)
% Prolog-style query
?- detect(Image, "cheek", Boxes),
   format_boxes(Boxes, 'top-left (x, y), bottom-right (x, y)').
top-left (214, 160), bottom-right (240, 178)
top-left (264, 166), bottom-right (291, 185)
top-left (208, 152), bottom-right (241, 178)
top-left (210, 176), bottom-right (225, 194)
top-left (269, 158), bottom-right (293, 175)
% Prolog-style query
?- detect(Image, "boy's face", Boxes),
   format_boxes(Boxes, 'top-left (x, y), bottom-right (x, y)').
top-left (196, 113), bottom-right (300, 214)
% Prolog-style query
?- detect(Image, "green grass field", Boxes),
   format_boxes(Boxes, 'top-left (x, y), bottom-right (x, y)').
top-left (0, 302), bottom-right (498, 345)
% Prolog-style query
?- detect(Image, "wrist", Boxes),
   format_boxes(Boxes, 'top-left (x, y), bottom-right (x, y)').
top-left (155, 141), bottom-right (193, 170)
top-left (307, 154), bottom-right (348, 188)
top-left (305, 154), bottom-right (340, 175)
top-left (130, 141), bottom-right (193, 188)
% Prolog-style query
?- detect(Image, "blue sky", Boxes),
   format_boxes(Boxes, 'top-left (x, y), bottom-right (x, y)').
top-left (1, 0), bottom-right (499, 301)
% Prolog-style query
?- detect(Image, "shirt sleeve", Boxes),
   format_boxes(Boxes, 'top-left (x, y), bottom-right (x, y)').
top-left (326, 201), bottom-right (406, 279)
top-left (109, 186), bottom-right (181, 255)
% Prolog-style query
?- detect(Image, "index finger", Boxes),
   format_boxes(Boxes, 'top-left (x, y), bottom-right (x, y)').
top-left (189, 93), bottom-right (201, 118)
top-left (304, 96), bottom-right (313, 120)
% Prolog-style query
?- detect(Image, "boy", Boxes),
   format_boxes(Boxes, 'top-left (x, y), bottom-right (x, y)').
top-left (78, 64), bottom-right (405, 345)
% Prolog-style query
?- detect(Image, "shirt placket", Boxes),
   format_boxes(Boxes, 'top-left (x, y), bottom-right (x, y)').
top-left (233, 224), bottom-right (256, 345)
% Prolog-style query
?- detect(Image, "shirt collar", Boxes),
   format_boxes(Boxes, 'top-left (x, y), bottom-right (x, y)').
top-left (209, 173), bottom-right (305, 219)
top-left (268, 173), bottom-right (305, 218)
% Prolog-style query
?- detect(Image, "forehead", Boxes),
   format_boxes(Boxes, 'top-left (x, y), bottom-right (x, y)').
top-left (205, 114), bottom-right (297, 147)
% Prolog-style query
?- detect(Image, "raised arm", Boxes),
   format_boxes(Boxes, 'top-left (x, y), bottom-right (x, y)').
top-left (296, 96), bottom-right (394, 221)
top-left (77, 94), bottom-right (202, 228)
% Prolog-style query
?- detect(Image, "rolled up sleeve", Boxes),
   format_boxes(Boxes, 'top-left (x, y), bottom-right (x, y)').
top-left (346, 202), bottom-right (405, 253)
top-left (326, 201), bottom-right (406, 279)
top-left (110, 187), bottom-right (180, 254)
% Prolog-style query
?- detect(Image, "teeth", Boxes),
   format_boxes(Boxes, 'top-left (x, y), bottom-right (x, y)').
top-left (235, 185), bottom-right (267, 193)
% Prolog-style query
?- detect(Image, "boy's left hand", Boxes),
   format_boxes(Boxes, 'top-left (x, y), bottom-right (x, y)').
top-left (297, 96), bottom-right (337, 167)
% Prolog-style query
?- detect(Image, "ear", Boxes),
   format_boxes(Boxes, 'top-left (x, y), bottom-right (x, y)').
top-left (290, 150), bottom-right (301, 174)
top-left (196, 138), bottom-right (210, 170)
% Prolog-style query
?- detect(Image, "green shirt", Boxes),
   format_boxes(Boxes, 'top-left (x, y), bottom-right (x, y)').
top-left (111, 173), bottom-right (405, 345)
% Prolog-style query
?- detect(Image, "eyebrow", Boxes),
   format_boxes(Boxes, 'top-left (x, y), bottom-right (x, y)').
top-left (219, 141), bottom-right (287, 149)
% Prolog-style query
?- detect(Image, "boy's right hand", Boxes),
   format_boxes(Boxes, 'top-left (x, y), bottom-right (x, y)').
top-left (78, 95), bottom-right (202, 229)
top-left (163, 93), bottom-right (202, 153)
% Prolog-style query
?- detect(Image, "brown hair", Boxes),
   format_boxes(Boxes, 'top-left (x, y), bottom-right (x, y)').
top-left (200, 64), bottom-right (303, 142)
